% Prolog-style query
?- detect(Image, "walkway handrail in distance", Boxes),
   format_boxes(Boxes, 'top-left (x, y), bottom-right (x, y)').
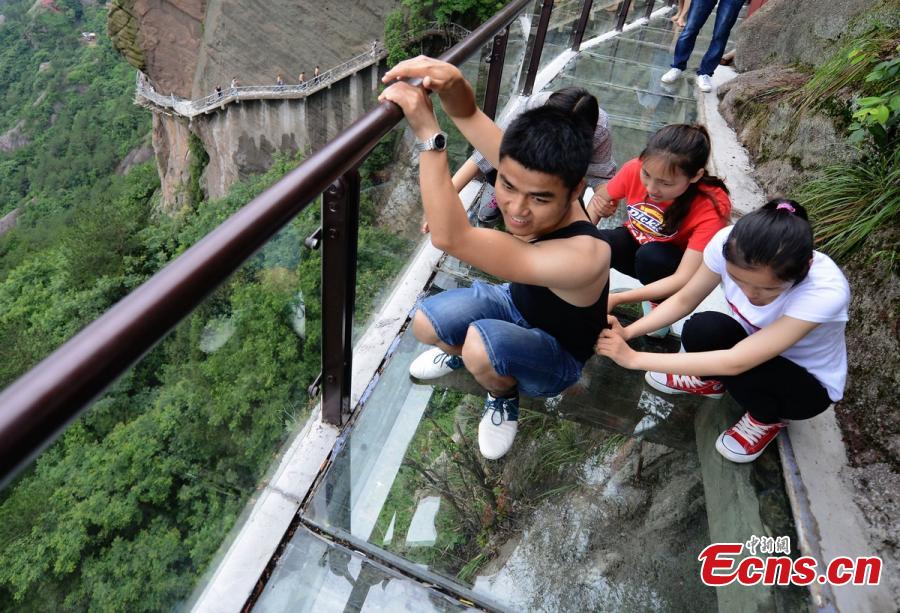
top-left (0, 0), bottom-right (533, 489)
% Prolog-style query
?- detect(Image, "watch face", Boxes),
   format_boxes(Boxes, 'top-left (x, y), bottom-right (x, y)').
top-left (434, 133), bottom-right (446, 150)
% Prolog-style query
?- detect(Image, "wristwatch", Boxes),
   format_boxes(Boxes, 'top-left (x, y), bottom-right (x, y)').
top-left (414, 131), bottom-right (448, 153)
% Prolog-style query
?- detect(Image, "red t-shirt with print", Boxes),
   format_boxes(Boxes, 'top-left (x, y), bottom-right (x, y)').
top-left (605, 158), bottom-right (731, 252)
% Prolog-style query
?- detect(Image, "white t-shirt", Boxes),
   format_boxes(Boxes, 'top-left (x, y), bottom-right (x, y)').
top-left (704, 227), bottom-right (850, 402)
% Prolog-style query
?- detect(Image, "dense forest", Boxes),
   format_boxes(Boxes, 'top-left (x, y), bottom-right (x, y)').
top-left (0, 1), bottom-right (413, 609)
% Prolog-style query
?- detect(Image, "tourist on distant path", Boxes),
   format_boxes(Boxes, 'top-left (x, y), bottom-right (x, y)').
top-left (371, 39), bottom-right (379, 54)
top-left (660, 0), bottom-right (745, 93)
top-left (380, 57), bottom-right (611, 461)
top-left (313, 65), bottom-right (320, 83)
top-left (597, 199), bottom-right (850, 464)
top-left (230, 77), bottom-right (239, 91)
top-left (587, 124), bottom-right (731, 339)
top-left (299, 71), bottom-right (306, 85)
top-left (215, 85), bottom-right (223, 98)
top-left (430, 87), bottom-right (617, 228)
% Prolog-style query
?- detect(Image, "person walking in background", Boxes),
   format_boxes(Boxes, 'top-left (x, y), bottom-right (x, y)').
top-left (230, 77), bottom-right (238, 91)
top-left (314, 65), bottom-right (321, 83)
top-left (660, 0), bottom-right (745, 93)
top-left (299, 71), bottom-right (306, 85)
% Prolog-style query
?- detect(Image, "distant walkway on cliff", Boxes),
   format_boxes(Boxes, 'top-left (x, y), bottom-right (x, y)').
top-left (135, 22), bottom-right (472, 119)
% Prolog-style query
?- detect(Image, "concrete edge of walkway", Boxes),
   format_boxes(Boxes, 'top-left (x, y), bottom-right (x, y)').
top-left (698, 68), bottom-right (894, 613)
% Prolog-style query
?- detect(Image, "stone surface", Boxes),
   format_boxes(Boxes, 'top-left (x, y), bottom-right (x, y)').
top-left (733, 0), bottom-right (892, 72)
top-left (115, 143), bottom-right (154, 174)
top-left (151, 113), bottom-right (192, 212)
top-left (192, 0), bottom-right (394, 98)
top-left (194, 63), bottom-right (382, 200)
top-left (0, 208), bottom-right (20, 237)
top-left (717, 67), bottom-right (860, 196)
top-left (0, 119), bottom-right (28, 152)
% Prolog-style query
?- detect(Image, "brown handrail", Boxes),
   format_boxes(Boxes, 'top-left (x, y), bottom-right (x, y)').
top-left (0, 0), bottom-right (533, 488)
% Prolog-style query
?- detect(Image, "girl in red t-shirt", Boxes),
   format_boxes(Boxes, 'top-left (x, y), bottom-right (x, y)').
top-left (586, 124), bottom-right (731, 336)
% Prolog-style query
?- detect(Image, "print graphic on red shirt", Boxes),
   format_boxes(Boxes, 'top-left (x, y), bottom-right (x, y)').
top-left (605, 158), bottom-right (732, 252)
top-left (625, 201), bottom-right (676, 245)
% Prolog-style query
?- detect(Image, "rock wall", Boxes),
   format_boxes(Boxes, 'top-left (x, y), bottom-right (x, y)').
top-left (733, 0), bottom-right (896, 72)
top-left (109, 0), bottom-right (207, 96)
top-left (152, 112), bottom-right (193, 210)
top-left (716, 69), bottom-right (861, 197)
top-left (110, 0), bottom-right (398, 208)
top-left (192, 0), bottom-right (395, 98)
top-left (192, 62), bottom-right (383, 202)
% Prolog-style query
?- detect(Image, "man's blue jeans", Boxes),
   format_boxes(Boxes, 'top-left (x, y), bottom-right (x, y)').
top-left (671, 0), bottom-right (745, 76)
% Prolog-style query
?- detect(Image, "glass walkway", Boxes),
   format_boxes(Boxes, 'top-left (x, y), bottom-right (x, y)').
top-left (247, 3), bottom-right (808, 612)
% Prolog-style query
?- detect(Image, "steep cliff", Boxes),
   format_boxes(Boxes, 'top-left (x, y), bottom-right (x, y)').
top-left (110, 0), bottom-right (398, 210)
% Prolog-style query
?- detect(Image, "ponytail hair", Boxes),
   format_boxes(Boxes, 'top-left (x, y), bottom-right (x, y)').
top-left (547, 86), bottom-right (599, 138)
top-left (639, 123), bottom-right (729, 235)
top-left (724, 199), bottom-right (814, 284)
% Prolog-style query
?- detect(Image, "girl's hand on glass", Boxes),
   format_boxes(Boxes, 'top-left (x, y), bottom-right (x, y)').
top-left (595, 328), bottom-right (636, 368)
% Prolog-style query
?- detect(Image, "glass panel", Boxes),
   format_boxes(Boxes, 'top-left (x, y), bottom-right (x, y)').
top-left (495, 6), bottom-right (539, 113)
top-left (304, 311), bottom-right (721, 610)
top-left (0, 207), bottom-right (332, 609)
top-left (254, 526), bottom-right (474, 612)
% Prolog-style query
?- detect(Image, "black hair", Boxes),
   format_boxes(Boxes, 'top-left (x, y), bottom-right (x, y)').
top-left (724, 199), bottom-right (814, 284)
top-left (639, 123), bottom-right (729, 234)
top-left (499, 104), bottom-right (594, 189)
top-left (547, 86), bottom-right (599, 135)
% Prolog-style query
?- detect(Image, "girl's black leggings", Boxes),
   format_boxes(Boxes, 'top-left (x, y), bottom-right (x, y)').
top-left (681, 311), bottom-right (833, 424)
top-left (597, 226), bottom-right (683, 285)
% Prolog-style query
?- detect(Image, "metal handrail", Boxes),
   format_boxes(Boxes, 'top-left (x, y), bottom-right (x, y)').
top-left (0, 0), bottom-right (533, 488)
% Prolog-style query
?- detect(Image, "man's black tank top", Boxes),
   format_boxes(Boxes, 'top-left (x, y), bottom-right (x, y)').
top-left (509, 220), bottom-right (610, 363)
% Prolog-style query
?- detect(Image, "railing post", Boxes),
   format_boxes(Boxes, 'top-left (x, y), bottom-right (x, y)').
top-left (615, 0), bottom-right (633, 30)
top-left (522, 0), bottom-right (554, 96)
top-left (644, 0), bottom-right (656, 19)
top-left (320, 170), bottom-right (360, 427)
top-left (571, 0), bottom-right (594, 52)
top-left (482, 26), bottom-right (510, 121)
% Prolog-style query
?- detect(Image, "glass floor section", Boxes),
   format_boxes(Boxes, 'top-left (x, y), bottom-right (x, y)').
top-left (253, 6), bottom-right (806, 613)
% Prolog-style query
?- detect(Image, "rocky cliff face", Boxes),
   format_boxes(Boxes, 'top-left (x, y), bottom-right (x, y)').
top-left (732, 0), bottom-right (897, 72)
top-left (110, 0), bottom-right (397, 210)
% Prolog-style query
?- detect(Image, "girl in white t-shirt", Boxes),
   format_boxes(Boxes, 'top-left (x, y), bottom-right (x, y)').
top-left (595, 199), bottom-right (851, 463)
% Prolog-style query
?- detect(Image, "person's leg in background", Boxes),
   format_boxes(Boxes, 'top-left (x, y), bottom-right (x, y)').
top-left (697, 0), bottom-right (746, 77)
top-left (662, 0), bottom-right (717, 83)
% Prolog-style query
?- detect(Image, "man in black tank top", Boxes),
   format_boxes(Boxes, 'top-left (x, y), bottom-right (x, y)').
top-left (379, 57), bottom-right (611, 460)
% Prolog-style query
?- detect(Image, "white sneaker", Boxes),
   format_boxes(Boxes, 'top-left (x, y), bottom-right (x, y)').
top-left (696, 74), bottom-right (713, 92)
top-left (661, 67), bottom-right (683, 83)
top-left (478, 393), bottom-right (519, 460)
top-left (409, 347), bottom-right (463, 380)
